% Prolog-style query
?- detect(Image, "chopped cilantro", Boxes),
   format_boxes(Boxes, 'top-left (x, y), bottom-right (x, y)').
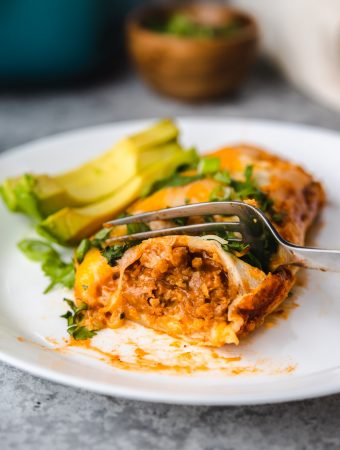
top-left (61, 298), bottom-right (96, 340)
top-left (18, 239), bottom-right (75, 293)
top-left (213, 170), bottom-right (231, 185)
top-left (75, 227), bottom-right (114, 262)
top-left (204, 215), bottom-right (215, 223)
top-left (241, 252), bottom-right (263, 270)
top-left (76, 238), bottom-right (91, 263)
top-left (230, 165), bottom-right (272, 212)
top-left (221, 240), bottom-right (263, 270)
top-left (172, 217), bottom-right (189, 226)
top-left (91, 228), bottom-right (112, 249)
top-left (42, 258), bottom-right (75, 294)
top-left (205, 231), bottom-right (263, 270)
top-left (222, 241), bottom-right (249, 254)
top-left (127, 221), bottom-right (150, 235)
top-left (209, 185), bottom-right (233, 202)
top-left (76, 218), bottom-right (151, 267)
top-left (198, 156), bottom-right (221, 175)
top-left (272, 212), bottom-right (284, 224)
top-left (207, 164), bottom-right (274, 215)
top-left (76, 216), bottom-right (152, 264)
top-left (148, 13), bottom-right (242, 39)
top-left (145, 173), bottom-right (204, 196)
top-left (101, 241), bottom-right (137, 267)
top-left (18, 239), bottom-right (58, 262)
top-left (72, 327), bottom-right (96, 340)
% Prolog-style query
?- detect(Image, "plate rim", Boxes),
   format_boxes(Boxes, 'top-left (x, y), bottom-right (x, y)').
top-left (2, 346), bottom-right (340, 405)
top-left (1, 116), bottom-right (340, 406)
top-left (1, 115), bottom-right (340, 159)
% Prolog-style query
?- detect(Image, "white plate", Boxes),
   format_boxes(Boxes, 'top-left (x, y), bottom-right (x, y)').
top-left (1, 117), bottom-right (340, 406)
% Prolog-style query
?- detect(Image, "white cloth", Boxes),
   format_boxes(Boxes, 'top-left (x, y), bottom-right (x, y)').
top-left (231, 0), bottom-right (340, 111)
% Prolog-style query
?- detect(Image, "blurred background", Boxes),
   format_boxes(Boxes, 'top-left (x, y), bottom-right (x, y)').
top-left (1, 0), bottom-right (340, 151)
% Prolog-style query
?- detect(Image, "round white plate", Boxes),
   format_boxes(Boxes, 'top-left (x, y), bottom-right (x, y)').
top-left (1, 117), bottom-right (340, 405)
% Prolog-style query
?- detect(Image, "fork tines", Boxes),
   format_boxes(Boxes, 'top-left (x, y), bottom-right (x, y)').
top-left (104, 202), bottom-right (244, 244)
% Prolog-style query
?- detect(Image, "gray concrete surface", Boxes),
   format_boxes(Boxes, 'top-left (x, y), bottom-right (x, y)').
top-left (1, 62), bottom-right (340, 450)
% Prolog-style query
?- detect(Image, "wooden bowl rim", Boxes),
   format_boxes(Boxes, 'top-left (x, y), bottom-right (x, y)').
top-left (126, 2), bottom-right (259, 47)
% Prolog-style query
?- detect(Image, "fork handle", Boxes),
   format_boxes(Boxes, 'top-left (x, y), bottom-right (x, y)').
top-left (282, 244), bottom-right (340, 272)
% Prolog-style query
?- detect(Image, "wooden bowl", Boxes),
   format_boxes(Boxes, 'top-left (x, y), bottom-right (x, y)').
top-left (126, 2), bottom-right (259, 101)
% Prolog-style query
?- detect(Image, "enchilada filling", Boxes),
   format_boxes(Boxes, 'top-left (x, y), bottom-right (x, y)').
top-left (76, 235), bottom-right (267, 346)
top-left (125, 247), bottom-right (231, 316)
top-left (122, 243), bottom-right (236, 336)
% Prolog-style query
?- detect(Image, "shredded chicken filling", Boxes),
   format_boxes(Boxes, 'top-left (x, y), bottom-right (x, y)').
top-left (121, 246), bottom-right (233, 322)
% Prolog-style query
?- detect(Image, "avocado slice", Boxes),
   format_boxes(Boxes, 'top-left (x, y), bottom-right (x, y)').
top-left (1, 177), bottom-right (29, 213)
top-left (0, 174), bottom-right (43, 220)
top-left (1, 119), bottom-right (179, 219)
top-left (1, 175), bottom-right (67, 218)
top-left (37, 147), bottom-right (198, 246)
top-left (52, 119), bottom-right (179, 204)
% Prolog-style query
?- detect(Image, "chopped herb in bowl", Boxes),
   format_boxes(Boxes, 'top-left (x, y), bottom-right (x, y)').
top-left (148, 13), bottom-right (243, 39)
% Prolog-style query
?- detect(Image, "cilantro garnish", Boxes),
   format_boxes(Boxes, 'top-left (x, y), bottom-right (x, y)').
top-left (224, 240), bottom-right (263, 270)
top-left (213, 170), bottom-right (231, 184)
top-left (198, 156), bottom-right (221, 175)
top-left (204, 215), bottom-right (215, 223)
top-left (75, 228), bottom-right (113, 264)
top-left (272, 212), bottom-right (284, 224)
top-left (145, 173), bottom-right (204, 196)
top-left (18, 239), bottom-right (75, 293)
top-left (208, 164), bottom-right (281, 223)
top-left (90, 228), bottom-right (113, 249)
top-left (172, 217), bottom-right (189, 226)
top-left (127, 221), bottom-right (150, 235)
top-left (207, 231), bottom-right (263, 270)
top-left (148, 13), bottom-right (242, 39)
top-left (75, 238), bottom-right (91, 263)
top-left (222, 241), bottom-right (249, 254)
top-left (230, 165), bottom-right (273, 212)
top-left (242, 252), bottom-right (263, 270)
top-left (61, 298), bottom-right (96, 340)
top-left (76, 215), bottom-right (149, 266)
top-left (75, 227), bottom-right (113, 261)
top-left (101, 241), bottom-right (138, 267)
top-left (209, 185), bottom-right (233, 202)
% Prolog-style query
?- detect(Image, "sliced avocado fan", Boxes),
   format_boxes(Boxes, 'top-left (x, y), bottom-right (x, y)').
top-left (37, 147), bottom-right (198, 246)
top-left (0, 119), bottom-right (179, 219)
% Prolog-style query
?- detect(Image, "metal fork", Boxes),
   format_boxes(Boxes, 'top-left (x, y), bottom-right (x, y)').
top-left (104, 201), bottom-right (340, 272)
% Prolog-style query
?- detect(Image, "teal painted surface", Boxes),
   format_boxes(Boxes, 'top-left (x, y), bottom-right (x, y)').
top-left (0, 0), bottom-right (142, 80)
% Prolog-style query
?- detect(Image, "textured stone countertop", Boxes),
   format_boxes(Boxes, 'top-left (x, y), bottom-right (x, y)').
top-left (1, 63), bottom-right (340, 450)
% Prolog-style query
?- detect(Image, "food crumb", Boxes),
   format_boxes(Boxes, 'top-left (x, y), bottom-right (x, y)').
top-left (135, 348), bottom-right (148, 357)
